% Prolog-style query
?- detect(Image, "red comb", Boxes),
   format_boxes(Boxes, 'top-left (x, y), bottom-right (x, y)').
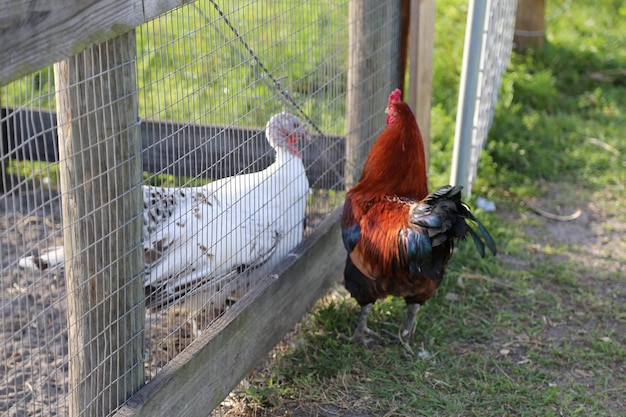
top-left (388, 89), bottom-right (402, 105)
top-left (386, 89), bottom-right (402, 125)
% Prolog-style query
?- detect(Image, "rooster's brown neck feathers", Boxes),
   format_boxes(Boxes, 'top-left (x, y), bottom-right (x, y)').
top-left (350, 102), bottom-right (428, 201)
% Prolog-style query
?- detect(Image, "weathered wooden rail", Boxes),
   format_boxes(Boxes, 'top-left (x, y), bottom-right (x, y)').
top-left (115, 206), bottom-right (344, 417)
top-left (0, 0), bottom-right (201, 86)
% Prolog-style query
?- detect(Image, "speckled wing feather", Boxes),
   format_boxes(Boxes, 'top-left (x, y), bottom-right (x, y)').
top-left (18, 112), bottom-right (311, 311)
top-left (142, 152), bottom-right (309, 308)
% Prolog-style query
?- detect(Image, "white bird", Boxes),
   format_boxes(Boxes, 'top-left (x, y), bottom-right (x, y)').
top-left (19, 112), bottom-right (310, 309)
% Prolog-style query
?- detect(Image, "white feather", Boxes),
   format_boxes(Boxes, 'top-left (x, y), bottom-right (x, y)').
top-left (19, 113), bottom-right (310, 309)
top-left (17, 245), bottom-right (65, 271)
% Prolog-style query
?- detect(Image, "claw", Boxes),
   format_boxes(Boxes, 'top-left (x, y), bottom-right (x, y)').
top-left (344, 303), bottom-right (422, 349)
top-left (343, 326), bottom-right (395, 347)
top-left (344, 304), bottom-right (389, 347)
top-left (342, 327), bottom-right (377, 347)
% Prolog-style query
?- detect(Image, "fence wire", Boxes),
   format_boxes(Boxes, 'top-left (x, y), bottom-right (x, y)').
top-left (1, 1), bottom-right (352, 416)
top-left (135, 0), bottom-right (351, 386)
top-left (0, 0), bottom-right (517, 415)
top-left (452, 0), bottom-right (518, 195)
top-left (1, 68), bottom-right (67, 417)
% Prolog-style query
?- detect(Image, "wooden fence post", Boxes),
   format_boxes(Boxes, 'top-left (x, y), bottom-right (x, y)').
top-left (514, 0), bottom-right (545, 51)
top-left (54, 31), bottom-right (145, 417)
top-left (397, 0), bottom-right (411, 95)
top-left (345, 0), bottom-right (402, 189)
top-left (407, 0), bottom-right (435, 171)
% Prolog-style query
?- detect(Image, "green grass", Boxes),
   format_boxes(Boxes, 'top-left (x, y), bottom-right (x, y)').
top-left (134, 0), bottom-right (349, 130)
top-left (221, 1), bottom-right (626, 416)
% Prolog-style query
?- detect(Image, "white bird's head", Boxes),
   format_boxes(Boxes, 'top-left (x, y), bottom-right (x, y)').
top-left (265, 112), bottom-right (309, 158)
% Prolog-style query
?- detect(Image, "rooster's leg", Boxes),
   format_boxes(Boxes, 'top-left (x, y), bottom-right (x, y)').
top-left (349, 303), bottom-right (379, 346)
top-left (400, 303), bottom-right (421, 343)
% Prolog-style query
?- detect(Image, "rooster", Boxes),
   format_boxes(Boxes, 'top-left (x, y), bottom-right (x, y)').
top-left (19, 112), bottom-right (310, 309)
top-left (341, 89), bottom-right (496, 345)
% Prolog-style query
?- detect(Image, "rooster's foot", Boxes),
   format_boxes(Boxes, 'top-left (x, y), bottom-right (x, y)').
top-left (342, 327), bottom-right (393, 348)
top-left (343, 303), bottom-right (393, 347)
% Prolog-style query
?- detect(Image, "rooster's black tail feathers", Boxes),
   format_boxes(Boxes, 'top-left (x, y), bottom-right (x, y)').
top-left (411, 185), bottom-right (497, 258)
top-left (463, 208), bottom-right (497, 257)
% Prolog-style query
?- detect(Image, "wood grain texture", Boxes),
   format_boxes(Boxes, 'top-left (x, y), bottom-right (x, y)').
top-left (345, 0), bottom-right (401, 188)
top-left (514, 0), bottom-right (545, 50)
top-left (0, 0), bottom-right (195, 85)
top-left (407, 0), bottom-right (435, 170)
top-left (55, 33), bottom-right (145, 417)
top-left (1, 0), bottom-right (139, 85)
top-left (113, 206), bottom-right (344, 417)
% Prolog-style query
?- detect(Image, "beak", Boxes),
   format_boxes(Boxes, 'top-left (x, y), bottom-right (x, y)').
top-left (296, 125), bottom-right (311, 143)
top-left (287, 127), bottom-right (310, 145)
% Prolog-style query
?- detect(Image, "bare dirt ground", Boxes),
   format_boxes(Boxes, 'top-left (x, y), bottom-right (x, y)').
top-left (0, 186), bottom-right (201, 416)
top-left (1, 181), bottom-right (624, 416)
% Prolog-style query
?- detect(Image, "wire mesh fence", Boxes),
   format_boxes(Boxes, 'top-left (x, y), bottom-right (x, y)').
top-left (1, 67), bottom-right (67, 417)
top-left (1, 0), bottom-right (518, 415)
top-left (451, 0), bottom-right (518, 195)
top-left (0, 1), bottom-right (401, 416)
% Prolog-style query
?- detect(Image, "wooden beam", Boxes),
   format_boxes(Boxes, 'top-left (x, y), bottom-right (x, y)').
top-left (407, 0), bottom-right (435, 171)
top-left (0, 0), bottom-right (194, 85)
top-left (398, 0), bottom-right (412, 95)
top-left (1, 0), bottom-right (140, 85)
top-left (345, 1), bottom-right (401, 188)
top-left (114, 206), bottom-right (344, 417)
top-left (55, 32), bottom-right (145, 417)
top-left (514, 0), bottom-right (545, 51)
